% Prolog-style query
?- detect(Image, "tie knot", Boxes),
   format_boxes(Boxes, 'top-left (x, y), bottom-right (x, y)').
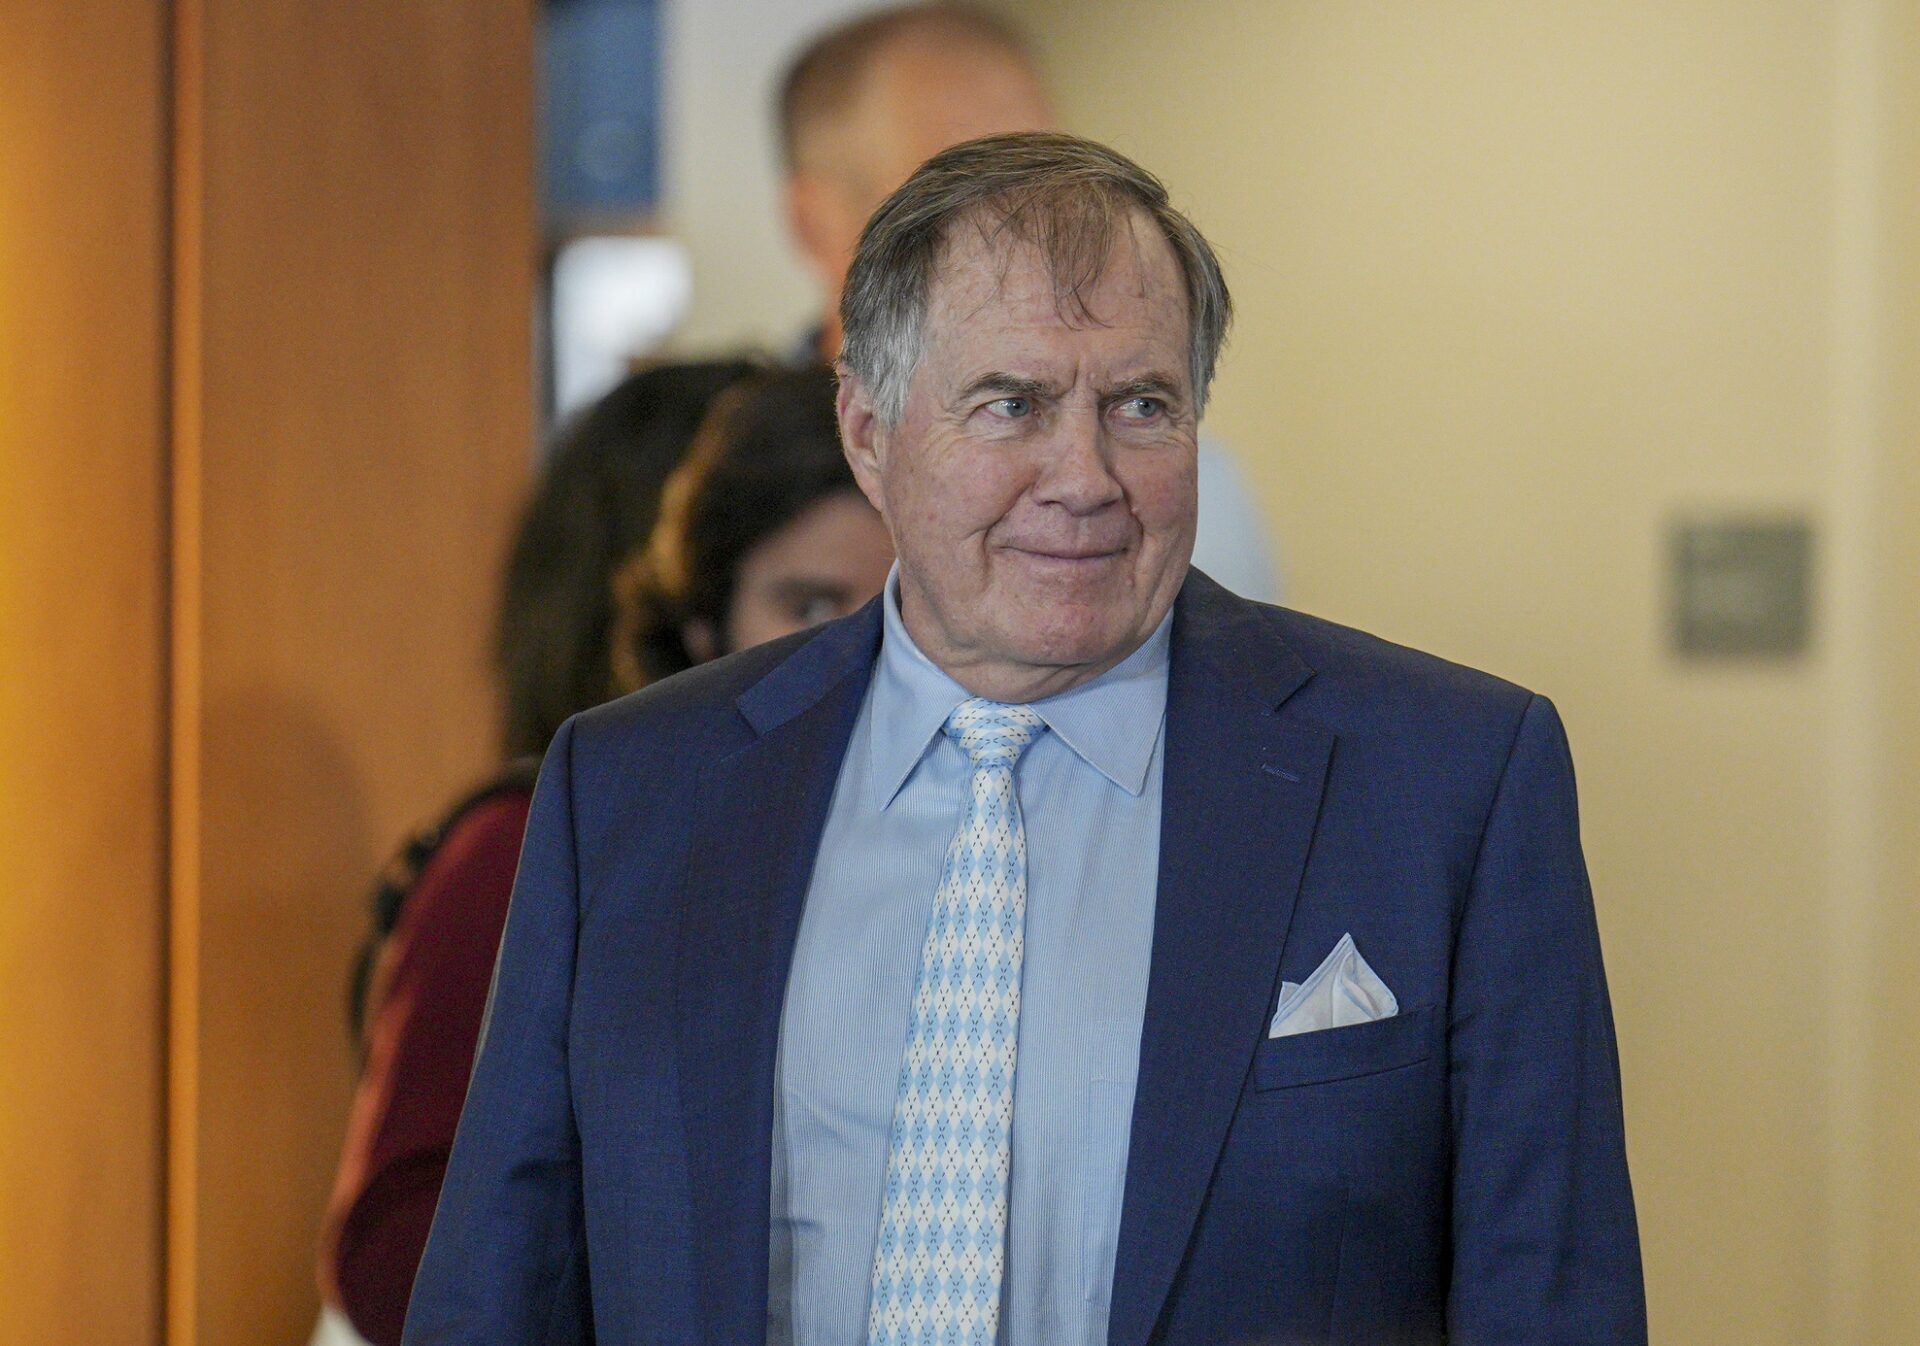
top-left (944, 697), bottom-right (1047, 768)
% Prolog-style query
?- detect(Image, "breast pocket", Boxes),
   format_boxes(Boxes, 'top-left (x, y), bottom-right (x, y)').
top-left (1252, 1005), bottom-right (1436, 1091)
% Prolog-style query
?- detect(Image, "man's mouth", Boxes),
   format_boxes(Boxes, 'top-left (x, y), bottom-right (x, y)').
top-left (1004, 544), bottom-right (1126, 562)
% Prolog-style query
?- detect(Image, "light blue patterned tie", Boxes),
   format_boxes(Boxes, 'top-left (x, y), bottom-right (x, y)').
top-left (866, 697), bottom-right (1048, 1346)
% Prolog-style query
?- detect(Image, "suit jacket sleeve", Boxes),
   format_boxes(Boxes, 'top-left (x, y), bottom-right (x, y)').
top-left (1446, 695), bottom-right (1647, 1342)
top-left (404, 717), bottom-right (593, 1344)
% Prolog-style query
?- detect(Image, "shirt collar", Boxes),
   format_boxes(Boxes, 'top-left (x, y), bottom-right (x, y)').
top-left (869, 564), bottom-right (1173, 808)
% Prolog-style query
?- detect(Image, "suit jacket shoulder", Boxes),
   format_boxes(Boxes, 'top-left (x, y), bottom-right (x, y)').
top-left (559, 604), bottom-right (884, 883)
top-left (1244, 598), bottom-right (1541, 760)
top-left (572, 624), bottom-right (816, 757)
top-left (1173, 577), bottom-right (1550, 881)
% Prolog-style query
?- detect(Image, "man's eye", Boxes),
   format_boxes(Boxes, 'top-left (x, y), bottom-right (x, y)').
top-left (985, 397), bottom-right (1031, 419)
top-left (1117, 396), bottom-right (1165, 421)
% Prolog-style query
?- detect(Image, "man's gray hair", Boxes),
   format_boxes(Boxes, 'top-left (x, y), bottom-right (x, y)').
top-left (839, 132), bottom-right (1233, 424)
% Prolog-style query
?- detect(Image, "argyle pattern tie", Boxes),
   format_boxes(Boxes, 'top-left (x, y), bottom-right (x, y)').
top-left (866, 697), bottom-right (1048, 1346)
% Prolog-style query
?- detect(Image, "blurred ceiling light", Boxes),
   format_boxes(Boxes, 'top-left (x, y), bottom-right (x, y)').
top-left (550, 233), bottom-right (693, 418)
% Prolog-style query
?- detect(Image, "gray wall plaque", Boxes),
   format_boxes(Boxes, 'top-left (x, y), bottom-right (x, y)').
top-left (1670, 515), bottom-right (1813, 658)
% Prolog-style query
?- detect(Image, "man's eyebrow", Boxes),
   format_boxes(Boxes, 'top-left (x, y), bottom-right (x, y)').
top-left (1100, 371), bottom-right (1186, 401)
top-left (952, 371), bottom-right (1061, 404)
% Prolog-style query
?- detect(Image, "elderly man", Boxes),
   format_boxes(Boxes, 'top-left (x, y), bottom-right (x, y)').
top-left (774, 2), bottom-right (1280, 603)
top-left (406, 134), bottom-right (1645, 1346)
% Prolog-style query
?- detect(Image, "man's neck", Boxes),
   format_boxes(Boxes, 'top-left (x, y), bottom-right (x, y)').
top-left (894, 581), bottom-right (1150, 705)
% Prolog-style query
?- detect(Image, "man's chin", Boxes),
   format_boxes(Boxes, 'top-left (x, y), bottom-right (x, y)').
top-left (1001, 618), bottom-right (1146, 680)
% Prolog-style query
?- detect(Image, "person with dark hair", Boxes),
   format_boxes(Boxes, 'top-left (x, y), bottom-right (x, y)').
top-left (314, 360), bottom-right (753, 1346)
top-left (611, 365), bottom-right (894, 691)
top-left (495, 359), bottom-right (760, 758)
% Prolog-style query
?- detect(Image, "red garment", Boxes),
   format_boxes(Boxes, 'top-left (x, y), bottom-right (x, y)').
top-left (318, 788), bottom-right (534, 1346)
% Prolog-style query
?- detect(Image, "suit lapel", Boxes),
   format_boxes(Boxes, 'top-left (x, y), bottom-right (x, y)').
top-left (676, 607), bottom-right (880, 1344)
top-left (1108, 573), bottom-right (1332, 1346)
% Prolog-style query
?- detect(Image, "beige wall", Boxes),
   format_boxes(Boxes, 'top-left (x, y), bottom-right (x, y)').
top-left (1867, 2), bottom-right (1920, 1340)
top-left (1006, 1), bottom-right (1915, 1341)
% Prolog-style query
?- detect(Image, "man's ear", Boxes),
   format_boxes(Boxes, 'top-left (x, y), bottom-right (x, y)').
top-left (836, 372), bottom-right (888, 516)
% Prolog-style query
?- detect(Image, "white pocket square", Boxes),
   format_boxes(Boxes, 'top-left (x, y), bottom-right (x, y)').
top-left (1268, 932), bottom-right (1399, 1038)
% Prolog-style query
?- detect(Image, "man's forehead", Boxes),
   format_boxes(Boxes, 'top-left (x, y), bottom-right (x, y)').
top-left (923, 210), bottom-right (1189, 351)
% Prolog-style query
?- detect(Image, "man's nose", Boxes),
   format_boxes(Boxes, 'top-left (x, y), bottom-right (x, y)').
top-left (1032, 406), bottom-right (1124, 514)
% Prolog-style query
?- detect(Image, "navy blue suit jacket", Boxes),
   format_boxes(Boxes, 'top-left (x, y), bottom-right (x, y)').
top-left (406, 571), bottom-right (1645, 1345)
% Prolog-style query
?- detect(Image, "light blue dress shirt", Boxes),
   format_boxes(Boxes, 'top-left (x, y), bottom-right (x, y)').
top-left (769, 568), bottom-right (1170, 1346)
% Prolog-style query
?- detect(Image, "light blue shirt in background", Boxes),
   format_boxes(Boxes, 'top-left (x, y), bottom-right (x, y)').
top-left (768, 568), bottom-right (1170, 1346)
top-left (1193, 438), bottom-right (1282, 603)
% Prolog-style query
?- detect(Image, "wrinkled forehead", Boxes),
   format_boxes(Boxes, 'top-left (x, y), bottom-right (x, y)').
top-left (922, 203), bottom-right (1190, 354)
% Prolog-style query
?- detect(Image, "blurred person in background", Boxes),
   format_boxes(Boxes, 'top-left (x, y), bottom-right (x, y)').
top-left (611, 364), bottom-right (896, 689)
top-left (495, 362), bottom-right (762, 763)
top-left (775, 2), bottom-right (1282, 601)
top-left (315, 359), bottom-right (754, 1346)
